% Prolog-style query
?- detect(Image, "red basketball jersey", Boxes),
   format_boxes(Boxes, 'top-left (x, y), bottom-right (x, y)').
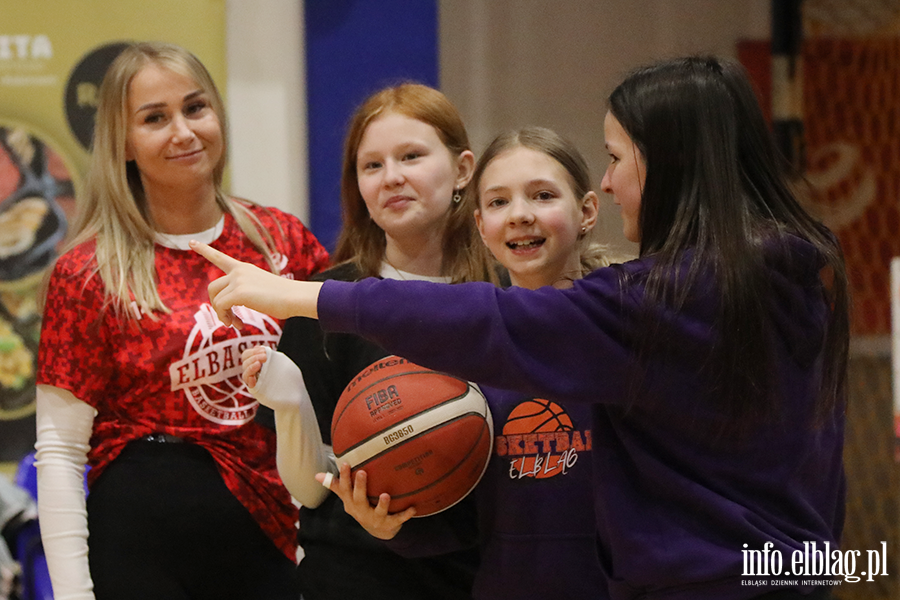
top-left (37, 205), bottom-right (329, 559)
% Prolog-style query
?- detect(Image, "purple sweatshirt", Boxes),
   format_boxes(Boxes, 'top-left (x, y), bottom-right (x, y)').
top-left (387, 384), bottom-right (607, 599)
top-left (317, 238), bottom-right (845, 600)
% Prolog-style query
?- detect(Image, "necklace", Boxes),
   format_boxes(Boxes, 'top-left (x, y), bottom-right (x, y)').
top-left (380, 260), bottom-right (451, 283)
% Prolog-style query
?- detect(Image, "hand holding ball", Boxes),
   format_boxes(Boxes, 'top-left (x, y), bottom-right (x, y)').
top-left (330, 356), bottom-right (492, 517)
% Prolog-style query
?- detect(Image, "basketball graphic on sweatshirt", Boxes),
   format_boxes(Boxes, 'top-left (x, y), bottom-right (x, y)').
top-left (495, 398), bottom-right (591, 480)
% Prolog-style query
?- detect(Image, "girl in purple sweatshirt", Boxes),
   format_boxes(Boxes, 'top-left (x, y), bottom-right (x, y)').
top-left (195, 56), bottom-right (849, 600)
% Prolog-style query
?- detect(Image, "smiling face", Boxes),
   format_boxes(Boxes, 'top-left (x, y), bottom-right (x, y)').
top-left (355, 111), bottom-right (472, 247)
top-left (474, 146), bottom-right (598, 289)
top-left (600, 111), bottom-right (645, 243)
top-left (125, 62), bottom-right (223, 202)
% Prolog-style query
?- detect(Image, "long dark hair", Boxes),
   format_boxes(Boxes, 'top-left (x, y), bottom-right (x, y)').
top-left (609, 56), bottom-right (848, 426)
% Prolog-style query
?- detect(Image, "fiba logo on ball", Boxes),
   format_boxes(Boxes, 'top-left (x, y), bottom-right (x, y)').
top-left (496, 399), bottom-right (591, 479)
top-left (169, 304), bottom-right (281, 425)
top-left (332, 356), bottom-right (493, 516)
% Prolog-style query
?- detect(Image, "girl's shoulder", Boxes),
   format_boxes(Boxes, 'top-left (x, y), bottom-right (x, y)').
top-left (311, 261), bottom-right (363, 283)
top-left (582, 253), bottom-right (653, 284)
top-left (762, 232), bottom-right (826, 283)
top-left (52, 239), bottom-right (98, 275)
top-left (572, 254), bottom-right (662, 312)
top-left (226, 198), bottom-right (329, 270)
top-left (44, 241), bottom-right (107, 308)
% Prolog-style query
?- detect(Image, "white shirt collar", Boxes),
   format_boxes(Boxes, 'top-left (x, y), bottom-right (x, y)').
top-left (155, 216), bottom-right (225, 250)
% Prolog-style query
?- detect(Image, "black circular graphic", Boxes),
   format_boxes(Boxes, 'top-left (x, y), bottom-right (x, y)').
top-left (64, 42), bottom-right (130, 151)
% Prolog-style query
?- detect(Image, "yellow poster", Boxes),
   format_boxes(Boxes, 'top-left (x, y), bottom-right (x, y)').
top-left (0, 0), bottom-right (226, 470)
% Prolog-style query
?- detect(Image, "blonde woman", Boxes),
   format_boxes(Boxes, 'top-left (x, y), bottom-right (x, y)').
top-left (35, 42), bottom-right (328, 600)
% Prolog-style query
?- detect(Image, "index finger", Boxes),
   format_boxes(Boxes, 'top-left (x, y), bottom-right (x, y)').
top-left (190, 240), bottom-right (240, 273)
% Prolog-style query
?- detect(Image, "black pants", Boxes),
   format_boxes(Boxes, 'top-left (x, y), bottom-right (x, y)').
top-left (87, 440), bottom-right (296, 600)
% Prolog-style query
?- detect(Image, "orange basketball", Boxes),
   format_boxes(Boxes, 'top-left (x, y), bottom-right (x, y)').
top-left (331, 356), bottom-right (492, 517)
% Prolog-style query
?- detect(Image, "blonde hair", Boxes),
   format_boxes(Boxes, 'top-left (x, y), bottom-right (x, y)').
top-left (332, 83), bottom-right (497, 284)
top-left (469, 126), bottom-right (610, 278)
top-left (64, 41), bottom-right (282, 318)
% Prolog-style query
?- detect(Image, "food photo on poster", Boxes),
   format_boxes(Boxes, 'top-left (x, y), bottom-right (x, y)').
top-left (0, 121), bottom-right (77, 459)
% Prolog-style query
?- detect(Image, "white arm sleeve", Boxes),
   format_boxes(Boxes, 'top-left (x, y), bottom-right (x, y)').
top-left (252, 347), bottom-right (335, 508)
top-left (34, 384), bottom-right (97, 600)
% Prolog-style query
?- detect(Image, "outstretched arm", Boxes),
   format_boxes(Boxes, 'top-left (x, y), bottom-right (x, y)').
top-left (195, 239), bottom-right (641, 405)
top-left (246, 347), bottom-right (335, 508)
top-left (191, 241), bottom-right (321, 328)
